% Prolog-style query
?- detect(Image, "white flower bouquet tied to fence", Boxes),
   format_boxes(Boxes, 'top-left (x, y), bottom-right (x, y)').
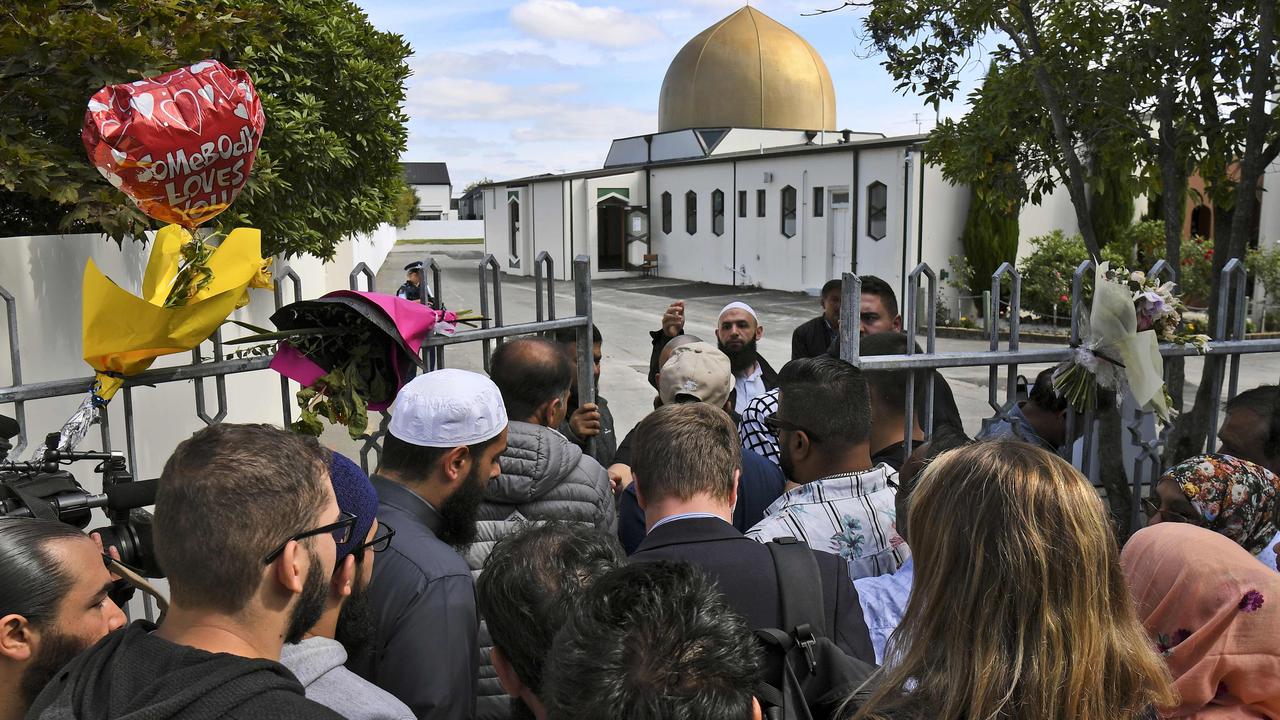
top-left (1055, 262), bottom-right (1171, 423)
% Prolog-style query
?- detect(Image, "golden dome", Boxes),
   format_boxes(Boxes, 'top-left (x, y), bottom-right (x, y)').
top-left (658, 7), bottom-right (836, 133)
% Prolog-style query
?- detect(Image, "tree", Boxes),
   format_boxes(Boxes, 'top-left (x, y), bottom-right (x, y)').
top-left (1089, 160), bottom-right (1137, 255)
top-left (828, 0), bottom-right (1280, 535)
top-left (462, 177), bottom-right (493, 195)
top-left (0, 0), bottom-right (412, 259)
top-left (958, 186), bottom-right (1019, 302)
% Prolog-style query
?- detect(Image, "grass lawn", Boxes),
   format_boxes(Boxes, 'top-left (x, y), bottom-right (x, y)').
top-left (397, 238), bottom-right (483, 245)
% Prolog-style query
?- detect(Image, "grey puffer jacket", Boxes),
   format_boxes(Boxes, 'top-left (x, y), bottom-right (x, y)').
top-left (467, 419), bottom-right (617, 720)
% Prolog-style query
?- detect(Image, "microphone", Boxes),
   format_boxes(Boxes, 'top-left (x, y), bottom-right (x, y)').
top-left (104, 480), bottom-right (157, 511)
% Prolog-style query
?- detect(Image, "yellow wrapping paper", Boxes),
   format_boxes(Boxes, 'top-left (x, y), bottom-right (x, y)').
top-left (82, 224), bottom-right (272, 401)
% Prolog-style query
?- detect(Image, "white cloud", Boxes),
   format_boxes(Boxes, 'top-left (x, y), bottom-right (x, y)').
top-left (413, 49), bottom-right (568, 78)
top-left (510, 0), bottom-right (664, 48)
top-left (407, 77), bottom-right (582, 120)
top-left (511, 105), bottom-right (653, 142)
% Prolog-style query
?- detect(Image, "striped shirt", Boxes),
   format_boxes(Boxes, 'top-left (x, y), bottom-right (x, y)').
top-left (739, 389), bottom-right (780, 466)
top-left (745, 464), bottom-right (908, 580)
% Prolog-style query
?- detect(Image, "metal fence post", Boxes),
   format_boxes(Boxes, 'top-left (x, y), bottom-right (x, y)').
top-left (573, 256), bottom-right (595, 458)
top-left (839, 273), bottom-right (861, 365)
top-left (274, 267), bottom-right (302, 426)
top-left (429, 259), bottom-right (445, 369)
top-left (0, 284), bottom-right (26, 455)
top-left (1207, 259), bottom-right (1248, 447)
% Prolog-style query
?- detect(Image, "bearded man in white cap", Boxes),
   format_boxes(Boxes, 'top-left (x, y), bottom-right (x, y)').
top-left (351, 369), bottom-right (509, 720)
top-left (648, 300), bottom-right (778, 415)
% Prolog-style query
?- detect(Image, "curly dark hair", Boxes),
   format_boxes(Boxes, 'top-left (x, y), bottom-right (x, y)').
top-left (545, 561), bottom-right (761, 720)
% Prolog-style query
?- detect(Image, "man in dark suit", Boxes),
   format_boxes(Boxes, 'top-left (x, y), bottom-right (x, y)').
top-left (791, 278), bottom-right (842, 360)
top-left (627, 402), bottom-right (876, 664)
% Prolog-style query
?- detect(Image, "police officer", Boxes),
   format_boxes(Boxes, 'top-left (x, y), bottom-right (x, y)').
top-left (397, 261), bottom-right (433, 304)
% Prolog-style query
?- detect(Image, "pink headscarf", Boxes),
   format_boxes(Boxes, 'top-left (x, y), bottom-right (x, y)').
top-left (1122, 523), bottom-right (1280, 718)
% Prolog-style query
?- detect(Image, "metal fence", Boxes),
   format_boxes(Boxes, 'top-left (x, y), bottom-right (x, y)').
top-left (0, 254), bottom-right (596, 475)
top-left (839, 257), bottom-right (1280, 532)
top-left (4, 250), bottom-right (1279, 534)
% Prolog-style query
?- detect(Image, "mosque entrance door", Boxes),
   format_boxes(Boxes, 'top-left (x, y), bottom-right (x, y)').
top-left (597, 199), bottom-right (627, 271)
top-left (828, 187), bottom-right (852, 276)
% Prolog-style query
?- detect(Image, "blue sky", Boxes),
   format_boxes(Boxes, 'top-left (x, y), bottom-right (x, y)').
top-left (354, 0), bottom-right (988, 191)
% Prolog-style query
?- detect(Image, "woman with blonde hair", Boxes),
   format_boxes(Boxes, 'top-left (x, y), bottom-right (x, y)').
top-left (849, 439), bottom-right (1175, 720)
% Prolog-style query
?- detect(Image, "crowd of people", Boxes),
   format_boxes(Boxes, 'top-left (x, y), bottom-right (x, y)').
top-left (4, 275), bottom-right (1280, 720)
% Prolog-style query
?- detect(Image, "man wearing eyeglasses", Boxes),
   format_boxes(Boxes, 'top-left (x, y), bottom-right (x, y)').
top-left (281, 452), bottom-right (411, 720)
top-left (745, 357), bottom-right (908, 581)
top-left (28, 423), bottom-right (346, 720)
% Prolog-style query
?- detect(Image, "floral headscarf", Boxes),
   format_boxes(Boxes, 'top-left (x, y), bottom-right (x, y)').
top-left (1159, 453), bottom-right (1280, 556)
top-left (1122, 523), bottom-right (1280, 718)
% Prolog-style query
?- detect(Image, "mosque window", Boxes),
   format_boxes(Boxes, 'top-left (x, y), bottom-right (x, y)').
top-left (756, 189), bottom-right (766, 217)
top-left (738, 190), bottom-right (747, 218)
top-left (712, 190), bottom-right (725, 236)
top-left (781, 186), bottom-right (797, 237)
top-left (661, 192), bottom-right (672, 234)
top-left (686, 191), bottom-right (698, 234)
top-left (813, 187), bottom-right (825, 217)
top-left (867, 181), bottom-right (887, 240)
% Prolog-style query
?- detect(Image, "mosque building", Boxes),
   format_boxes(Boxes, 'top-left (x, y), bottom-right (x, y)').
top-left (480, 6), bottom-right (1075, 298)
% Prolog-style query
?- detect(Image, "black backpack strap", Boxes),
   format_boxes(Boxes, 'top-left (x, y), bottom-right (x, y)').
top-left (766, 536), bottom-right (828, 639)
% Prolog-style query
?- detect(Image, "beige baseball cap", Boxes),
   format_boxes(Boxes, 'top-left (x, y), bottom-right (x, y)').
top-left (659, 342), bottom-right (733, 409)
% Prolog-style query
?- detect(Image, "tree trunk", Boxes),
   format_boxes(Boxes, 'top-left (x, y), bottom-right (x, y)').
top-left (1097, 403), bottom-right (1135, 537)
top-left (1002, 1), bottom-right (1101, 259)
top-left (1156, 81), bottom-right (1190, 436)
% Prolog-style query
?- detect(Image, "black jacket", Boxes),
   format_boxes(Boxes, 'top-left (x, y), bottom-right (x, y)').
top-left (648, 329), bottom-right (779, 390)
top-left (617, 447), bottom-right (784, 554)
top-left (352, 477), bottom-right (478, 720)
top-left (27, 621), bottom-right (342, 720)
top-left (630, 517), bottom-right (876, 665)
top-left (791, 315), bottom-right (836, 360)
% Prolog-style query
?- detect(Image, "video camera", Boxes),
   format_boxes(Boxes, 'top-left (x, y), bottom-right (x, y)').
top-left (0, 413), bottom-right (163, 578)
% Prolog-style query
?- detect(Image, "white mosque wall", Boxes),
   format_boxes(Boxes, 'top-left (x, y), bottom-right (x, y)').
top-left (531, 180), bottom-right (567, 279)
top-left (1261, 157), bottom-right (1280, 250)
top-left (650, 163), bottom-right (738, 286)
top-left (916, 162), bottom-right (969, 315)
top-left (854, 147), bottom-right (911, 299)
top-left (713, 129), bottom-right (815, 156)
top-left (735, 151), bottom-right (866, 291)
top-left (1016, 182), bottom-right (1081, 260)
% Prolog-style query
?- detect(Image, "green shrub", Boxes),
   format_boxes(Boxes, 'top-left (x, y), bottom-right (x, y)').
top-left (1178, 235), bottom-right (1214, 307)
top-left (1016, 230), bottom-right (1126, 317)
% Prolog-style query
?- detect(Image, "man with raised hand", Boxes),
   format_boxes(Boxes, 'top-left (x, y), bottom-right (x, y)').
top-left (649, 300), bottom-right (778, 414)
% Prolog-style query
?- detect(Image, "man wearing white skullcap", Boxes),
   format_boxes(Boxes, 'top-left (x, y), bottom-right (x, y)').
top-left (353, 369), bottom-right (509, 720)
top-left (648, 299), bottom-right (778, 415)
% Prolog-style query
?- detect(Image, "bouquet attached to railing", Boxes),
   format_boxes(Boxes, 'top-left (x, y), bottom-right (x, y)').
top-left (1052, 262), bottom-right (1210, 423)
top-left (229, 292), bottom-right (481, 439)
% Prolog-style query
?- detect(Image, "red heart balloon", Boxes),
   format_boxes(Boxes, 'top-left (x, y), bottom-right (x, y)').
top-left (82, 60), bottom-right (266, 228)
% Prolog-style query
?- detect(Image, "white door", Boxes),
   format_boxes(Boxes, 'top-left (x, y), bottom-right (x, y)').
top-left (828, 188), bottom-right (851, 278)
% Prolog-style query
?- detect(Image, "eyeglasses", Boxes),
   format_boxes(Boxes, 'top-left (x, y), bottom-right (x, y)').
top-left (352, 522), bottom-right (396, 556)
top-left (263, 511), bottom-right (358, 564)
top-left (763, 415), bottom-right (823, 443)
top-left (1142, 497), bottom-right (1196, 525)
